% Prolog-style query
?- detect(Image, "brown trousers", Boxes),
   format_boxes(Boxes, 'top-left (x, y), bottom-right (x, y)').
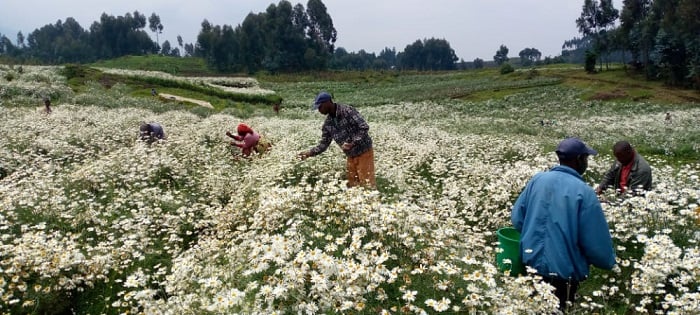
top-left (346, 148), bottom-right (376, 188)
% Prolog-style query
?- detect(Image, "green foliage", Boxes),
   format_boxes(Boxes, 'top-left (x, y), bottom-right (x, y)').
top-left (494, 44), bottom-right (509, 65)
top-left (585, 50), bottom-right (598, 73)
top-left (197, 0), bottom-right (337, 73)
top-left (92, 55), bottom-right (211, 76)
top-left (398, 38), bottom-right (458, 71)
top-left (519, 47), bottom-right (542, 66)
top-left (500, 63), bottom-right (514, 74)
top-left (3, 70), bottom-right (15, 81)
top-left (61, 63), bottom-right (87, 80)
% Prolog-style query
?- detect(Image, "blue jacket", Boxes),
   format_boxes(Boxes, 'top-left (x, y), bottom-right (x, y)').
top-left (511, 165), bottom-right (616, 281)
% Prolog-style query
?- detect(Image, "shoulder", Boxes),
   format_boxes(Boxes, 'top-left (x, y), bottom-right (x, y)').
top-left (636, 154), bottom-right (651, 167)
top-left (337, 103), bottom-right (357, 114)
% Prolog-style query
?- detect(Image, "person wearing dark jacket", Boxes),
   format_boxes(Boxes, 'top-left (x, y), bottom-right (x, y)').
top-left (596, 141), bottom-right (652, 195)
top-left (298, 91), bottom-right (375, 188)
top-left (512, 137), bottom-right (616, 312)
top-left (139, 122), bottom-right (166, 144)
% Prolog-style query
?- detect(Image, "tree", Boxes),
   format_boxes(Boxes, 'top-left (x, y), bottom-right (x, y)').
top-left (519, 47), bottom-right (542, 66)
top-left (148, 13), bottom-right (164, 50)
top-left (262, 1), bottom-right (308, 72)
top-left (16, 31), bottom-right (24, 48)
top-left (422, 38), bottom-right (458, 70)
top-left (493, 44), bottom-right (509, 65)
top-left (397, 38), bottom-right (457, 70)
top-left (160, 40), bottom-right (172, 56)
top-left (619, 0), bottom-right (652, 68)
top-left (678, 0), bottom-right (700, 87)
top-left (0, 34), bottom-right (18, 56)
top-left (576, 0), bottom-right (619, 70)
top-left (88, 11), bottom-right (155, 59)
top-left (177, 35), bottom-right (183, 50)
top-left (378, 47), bottom-right (397, 69)
top-left (26, 17), bottom-right (93, 63)
top-left (236, 13), bottom-right (266, 72)
top-left (184, 43), bottom-right (194, 57)
top-left (306, 0), bottom-right (337, 68)
top-left (399, 39), bottom-right (425, 70)
top-left (473, 57), bottom-right (484, 69)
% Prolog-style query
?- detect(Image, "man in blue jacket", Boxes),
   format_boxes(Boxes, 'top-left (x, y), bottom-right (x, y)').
top-left (512, 137), bottom-right (616, 312)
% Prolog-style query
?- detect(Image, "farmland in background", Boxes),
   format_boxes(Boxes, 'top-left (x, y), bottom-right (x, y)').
top-left (0, 60), bottom-right (698, 314)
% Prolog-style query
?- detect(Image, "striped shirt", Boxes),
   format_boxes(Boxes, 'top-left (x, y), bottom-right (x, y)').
top-left (309, 103), bottom-right (373, 158)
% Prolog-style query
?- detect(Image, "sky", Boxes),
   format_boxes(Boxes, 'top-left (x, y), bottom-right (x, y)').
top-left (0, 0), bottom-right (624, 61)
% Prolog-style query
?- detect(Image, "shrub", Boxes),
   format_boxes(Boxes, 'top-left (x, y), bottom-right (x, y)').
top-left (585, 50), bottom-right (597, 73)
top-left (61, 64), bottom-right (87, 80)
top-left (500, 63), bottom-right (514, 74)
top-left (3, 71), bottom-right (16, 81)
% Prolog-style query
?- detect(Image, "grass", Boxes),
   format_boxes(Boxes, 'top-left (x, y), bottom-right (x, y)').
top-left (90, 55), bottom-right (213, 76)
top-left (62, 64), bottom-right (281, 113)
top-left (551, 66), bottom-right (700, 104)
top-left (72, 56), bottom-right (700, 110)
top-left (2, 58), bottom-right (700, 315)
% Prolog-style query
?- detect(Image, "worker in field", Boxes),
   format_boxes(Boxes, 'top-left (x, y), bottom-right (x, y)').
top-left (43, 97), bottom-right (52, 114)
top-left (226, 123), bottom-right (271, 157)
top-left (298, 91), bottom-right (375, 188)
top-left (596, 141), bottom-right (652, 195)
top-left (139, 122), bottom-right (167, 144)
top-left (512, 137), bottom-right (616, 312)
top-left (273, 102), bottom-right (280, 114)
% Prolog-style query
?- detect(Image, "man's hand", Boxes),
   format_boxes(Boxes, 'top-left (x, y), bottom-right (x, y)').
top-left (225, 131), bottom-right (233, 138)
top-left (298, 151), bottom-right (311, 160)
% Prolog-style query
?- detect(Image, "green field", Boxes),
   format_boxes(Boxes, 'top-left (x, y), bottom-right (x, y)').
top-left (0, 59), bottom-right (699, 314)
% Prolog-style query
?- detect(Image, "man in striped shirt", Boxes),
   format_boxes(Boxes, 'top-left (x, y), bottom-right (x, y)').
top-left (299, 91), bottom-right (376, 188)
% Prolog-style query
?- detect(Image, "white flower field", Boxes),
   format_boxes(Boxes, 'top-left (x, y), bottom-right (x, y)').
top-left (0, 65), bottom-right (699, 314)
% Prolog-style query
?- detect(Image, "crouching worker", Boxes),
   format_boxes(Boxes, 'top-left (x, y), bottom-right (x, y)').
top-left (226, 123), bottom-right (271, 157)
top-left (139, 122), bottom-right (166, 144)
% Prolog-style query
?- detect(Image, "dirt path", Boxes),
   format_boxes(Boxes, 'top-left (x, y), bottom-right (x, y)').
top-left (158, 93), bottom-right (213, 108)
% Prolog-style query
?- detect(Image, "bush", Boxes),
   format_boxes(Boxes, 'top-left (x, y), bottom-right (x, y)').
top-left (585, 50), bottom-right (597, 73)
top-left (3, 71), bottom-right (16, 81)
top-left (61, 64), bottom-right (87, 80)
top-left (500, 63), bottom-right (514, 75)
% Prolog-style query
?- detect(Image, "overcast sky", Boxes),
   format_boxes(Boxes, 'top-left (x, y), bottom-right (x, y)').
top-left (0, 0), bottom-right (623, 61)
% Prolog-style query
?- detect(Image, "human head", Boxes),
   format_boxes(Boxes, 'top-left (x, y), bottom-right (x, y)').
top-left (139, 122), bottom-right (152, 141)
top-left (237, 123), bottom-right (253, 136)
top-left (556, 137), bottom-right (598, 174)
top-left (312, 91), bottom-right (332, 113)
top-left (139, 122), bottom-right (150, 133)
top-left (612, 141), bottom-right (635, 165)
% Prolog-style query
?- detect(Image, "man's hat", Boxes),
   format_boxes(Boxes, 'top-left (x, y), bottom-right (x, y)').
top-left (556, 137), bottom-right (598, 159)
top-left (312, 91), bottom-right (332, 110)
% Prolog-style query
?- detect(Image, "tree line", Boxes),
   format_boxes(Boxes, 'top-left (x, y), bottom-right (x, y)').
top-left (575, 0), bottom-right (699, 87)
top-left (0, 0), bottom-right (697, 88)
top-left (0, 11), bottom-right (185, 64)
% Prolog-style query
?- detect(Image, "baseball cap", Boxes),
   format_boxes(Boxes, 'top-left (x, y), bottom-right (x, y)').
top-left (312, 91), bottom-right (332, 110)
top-left (556, 137), bottom-right (598, 159)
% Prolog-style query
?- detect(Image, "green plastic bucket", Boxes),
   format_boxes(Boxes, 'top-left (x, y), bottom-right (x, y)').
top-left (496, 227), bottom-right (525, 276)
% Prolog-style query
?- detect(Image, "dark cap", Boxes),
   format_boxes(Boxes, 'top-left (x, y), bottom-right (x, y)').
top-left (312, 91), bottom-right (332, 110)
top-left (556, 137), bottom-right (598, 159)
